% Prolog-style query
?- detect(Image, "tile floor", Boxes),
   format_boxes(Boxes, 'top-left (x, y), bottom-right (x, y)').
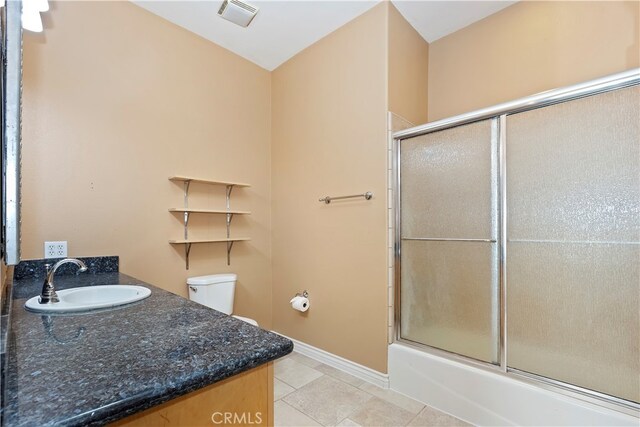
top-left (274, 352), bottom-right (471, 427)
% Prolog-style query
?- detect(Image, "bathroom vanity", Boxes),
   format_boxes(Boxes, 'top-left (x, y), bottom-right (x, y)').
top-left (0, 257), bottom-right (292, 426)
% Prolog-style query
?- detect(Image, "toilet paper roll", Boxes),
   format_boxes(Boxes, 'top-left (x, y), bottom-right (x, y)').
top-left (290, 296), bottom-right (310, 312)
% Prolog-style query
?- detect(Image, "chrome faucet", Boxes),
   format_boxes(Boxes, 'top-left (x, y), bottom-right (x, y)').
top-left (39, 258), bottom-right (88, 304)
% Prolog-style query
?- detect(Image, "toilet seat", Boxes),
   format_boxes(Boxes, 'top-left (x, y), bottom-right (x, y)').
top-left (232, 315), bottom-right (259, 327)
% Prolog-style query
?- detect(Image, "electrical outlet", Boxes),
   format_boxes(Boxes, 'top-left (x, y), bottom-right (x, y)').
top-left (44, 241), bottom-right (67, 259)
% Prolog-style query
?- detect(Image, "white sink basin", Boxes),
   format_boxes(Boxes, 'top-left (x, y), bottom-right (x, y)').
top-left (25, 285), bottom-right (151, 313)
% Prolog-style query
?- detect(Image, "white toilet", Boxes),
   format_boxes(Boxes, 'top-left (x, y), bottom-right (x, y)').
top-left (187, 273), bottom-right (258, 327)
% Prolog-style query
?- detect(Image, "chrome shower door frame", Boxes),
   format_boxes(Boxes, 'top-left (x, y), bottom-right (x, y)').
top-left (392, 68), bottom-right (640, 416)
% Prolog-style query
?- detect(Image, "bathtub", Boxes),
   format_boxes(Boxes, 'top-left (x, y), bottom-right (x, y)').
top-left (388, 343), bottom-right (639, 426)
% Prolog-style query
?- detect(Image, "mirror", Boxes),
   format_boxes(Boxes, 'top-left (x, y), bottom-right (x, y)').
top-left (1, 0), bottom-right (22, 266)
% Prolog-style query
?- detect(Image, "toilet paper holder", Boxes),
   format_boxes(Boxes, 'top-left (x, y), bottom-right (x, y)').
top-left (294, 290), bottom-right (309, 298)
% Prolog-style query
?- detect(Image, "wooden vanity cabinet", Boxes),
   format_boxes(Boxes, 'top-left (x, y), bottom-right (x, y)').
top-left (112, 362), bottom-right (273, 427)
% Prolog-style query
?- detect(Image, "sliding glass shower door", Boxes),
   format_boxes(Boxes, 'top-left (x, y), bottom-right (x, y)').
top-left (399, 119), bottom-right (499, 364)
top-left (395, 73), bottom-right (639, 406)
top-left (506, 85), bottom-right (640, 403)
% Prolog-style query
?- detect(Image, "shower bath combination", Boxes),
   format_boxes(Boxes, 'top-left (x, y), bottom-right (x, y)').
top-left (392, 68), bottom-right (640, 414)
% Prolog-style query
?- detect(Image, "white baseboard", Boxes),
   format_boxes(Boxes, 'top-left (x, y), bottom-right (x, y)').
top-left (273, 332), bottom-right (389, 389)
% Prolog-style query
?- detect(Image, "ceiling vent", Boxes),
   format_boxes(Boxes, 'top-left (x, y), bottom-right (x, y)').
top-left (217, 0), bottom-right (259, 28)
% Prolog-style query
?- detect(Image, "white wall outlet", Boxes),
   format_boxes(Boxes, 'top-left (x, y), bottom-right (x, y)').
top-left (44, 241), bottom-right (68, 259)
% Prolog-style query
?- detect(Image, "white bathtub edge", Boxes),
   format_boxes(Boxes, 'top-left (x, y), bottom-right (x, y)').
top-left (388, 343), bottom-right (639, 426)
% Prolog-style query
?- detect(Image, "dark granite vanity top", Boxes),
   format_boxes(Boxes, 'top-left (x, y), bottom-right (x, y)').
top-left (1, 257), bottom-right (292, 426)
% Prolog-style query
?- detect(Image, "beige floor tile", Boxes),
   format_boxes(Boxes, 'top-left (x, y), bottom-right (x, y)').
top-left (290, 352), bottom-right (323, 368)
top-left (274, 353), bottom-right (293, 367)
top-left (284, 375), bottom-right (372, 426)
top-left (336, 418), bottom-right (362, 426)
top-left (348, 397), bottom-right (416, 427)
top-left (407, 406), bottom-right (471, 427)
top-left (275, 358), bottom-right (324, 389)
top-left (274, 378), bottom-right (295, 401)
top-left (274, 400), bottom-right (322, 427)
top-left (314, 364), bottom-right (365, 388)
top-left (359, 383), bottom-right (424, 415)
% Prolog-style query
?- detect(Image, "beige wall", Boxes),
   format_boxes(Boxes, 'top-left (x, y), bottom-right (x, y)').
top-left (388, 3), bottom-right (429, 124)
top-left (428, 1), bottom-right (640, 121)
top-left (19, 0), bottom-right (635, 375)
top-left (271, 3), bottom-right (390, 372)
top-left (21, 1), bottom-right (273, 327)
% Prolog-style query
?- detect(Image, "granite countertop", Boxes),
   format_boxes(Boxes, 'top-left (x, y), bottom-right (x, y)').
top-left (2, 257), bottom-right (293, 427)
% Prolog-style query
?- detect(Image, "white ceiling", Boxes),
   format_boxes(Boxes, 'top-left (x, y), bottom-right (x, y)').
top-left (392, 1), bottom-right (517, 43)
top-left (132, 0), bottom-right (517, 71)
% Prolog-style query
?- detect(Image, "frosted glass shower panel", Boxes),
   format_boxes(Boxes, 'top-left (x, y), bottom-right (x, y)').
top-left (507, 242), bottom-right (640, 402)
top-left (506, 85), bottom-right (640, 403)
top-left (400, 240), bottom-right (497, 362)
top-left (399, 119), bottom-right (498, 363)
top-left (507, 86), bottom-right (640, 242)
top-left (401, 120), bottom-right (494, 239)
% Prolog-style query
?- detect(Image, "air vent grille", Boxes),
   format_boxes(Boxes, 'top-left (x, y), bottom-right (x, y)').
top-left (218, 0), bottom-right (259, 27)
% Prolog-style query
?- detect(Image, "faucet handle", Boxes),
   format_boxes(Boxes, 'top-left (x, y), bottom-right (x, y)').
top-left (39, 259), bottom-right (87, 305)
top-left (44, 263), bottom-right (52, 274)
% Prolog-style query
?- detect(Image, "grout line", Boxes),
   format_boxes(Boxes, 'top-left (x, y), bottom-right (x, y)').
top-left (281, 354), bottom-right (384, 421)
top-left (277, 335), bottom-right (390, 389)
top-left (302, 400), bottom-right (329, 427)
top-left (280, 399), bottom-right (326, 427)
top-left (340, 394), bottom-right (375, 427)
top-left (274, 376), bottom-right (298, 391)
top-left (274, 379), bottom-right (296, 402)
top-left (273, 359), bottom-right (306, 391)
top-left (319, 368), bottom-right (364, 388)
top-left (405, 410), bottom-right (422, 427)
top-left (279, 363), bottom-right (425, 426)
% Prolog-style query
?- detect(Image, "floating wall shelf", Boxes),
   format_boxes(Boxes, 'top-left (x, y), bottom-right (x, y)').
top-left (168, 208), bottom-right (251, 215)
top-left (169, 238), bottom-right (251, 244)
top-left (169, 176), bottom-right (251, 188)
top-left (169, 176), bottom-right (251, 269)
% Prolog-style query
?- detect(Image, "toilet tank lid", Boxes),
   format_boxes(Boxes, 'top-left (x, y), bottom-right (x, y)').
top-left (187, 273), bottom-right (237, 285)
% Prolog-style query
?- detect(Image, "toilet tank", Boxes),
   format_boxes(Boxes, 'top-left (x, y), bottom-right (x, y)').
top-left (187, 274), bottom-right (236, 315)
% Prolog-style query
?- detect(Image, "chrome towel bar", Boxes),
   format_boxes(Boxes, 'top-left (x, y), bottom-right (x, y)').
top-left (319, 192), bottom-right (373, 204)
